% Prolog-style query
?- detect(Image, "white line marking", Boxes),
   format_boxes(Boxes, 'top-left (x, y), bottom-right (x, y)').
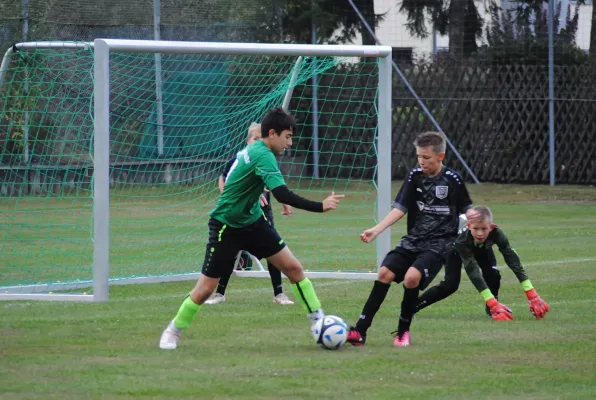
top-left (522, 257), bottom-right (596, 267)
top-left (113, 279), bottom-right (364, 304)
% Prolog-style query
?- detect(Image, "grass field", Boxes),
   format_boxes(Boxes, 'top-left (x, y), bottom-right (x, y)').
top-left (0, 181), bottom-right (379, 287)
top-left (1, 182), bottom-right (596, 399)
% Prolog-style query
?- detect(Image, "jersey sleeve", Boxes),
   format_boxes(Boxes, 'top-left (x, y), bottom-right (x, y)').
top-left (453, 175), bottom-right (473, 214)
top-left (393, 170), bottom-right (417, 212)
top-left (455, 240), bottom-right (490, 293)
top-left (221, 157), bottom-right (236, 181)
top-left (255, 152), bottom-right (286, 191)
top-left (493, 227), bottom-right (529, 283)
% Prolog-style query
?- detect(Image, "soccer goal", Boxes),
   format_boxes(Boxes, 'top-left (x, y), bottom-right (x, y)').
top-left (0, 39), bottom-right (392, 301)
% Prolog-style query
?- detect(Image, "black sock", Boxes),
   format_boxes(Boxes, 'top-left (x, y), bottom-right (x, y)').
top-left (398, 285), bottom-right (420, 336)
top-left (414, 281), bottom-right (458, 313)
top-left (414, 249), bottom-right (462, 314)
top-left (268, 262), bottom-right (283, 296)
top-left (354, 280), bottom-right (391, 335)
top-left (216, 270), bottom-right (232, 296)
top-left (414, 287), bottom-right (438, 313)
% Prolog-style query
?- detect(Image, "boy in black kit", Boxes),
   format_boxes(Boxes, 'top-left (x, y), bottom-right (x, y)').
top-left (347, 131), bottom-right (478, 347)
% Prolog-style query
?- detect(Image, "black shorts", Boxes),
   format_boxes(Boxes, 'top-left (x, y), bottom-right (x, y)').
top-left (381, 247), bottom-right (445, 290)
top-left (201, 216), bottom-right (286, 278)
top-left (262, 207), bottom-right (274, 228)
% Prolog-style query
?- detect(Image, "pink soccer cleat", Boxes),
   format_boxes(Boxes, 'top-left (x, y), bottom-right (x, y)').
top-left (393, 331), bottom-right (410, 347)
top-left (347, 328), bottom-right (366, 346)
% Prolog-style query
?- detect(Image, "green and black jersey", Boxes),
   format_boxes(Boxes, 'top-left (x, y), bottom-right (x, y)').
top-left (210, 140), bottom-right (285, 228)
top-left (454, 226), bottom-right (529, 293)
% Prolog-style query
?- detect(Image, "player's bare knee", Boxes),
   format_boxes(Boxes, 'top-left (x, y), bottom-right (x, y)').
top-left (377, 266), bottom-right (395, 284)
top-left (403, 267), bottom-right (422, 288)
top-left (190, 289), bottom-right (211, 305)
top-left (190, 276), bottom-right (219, 304)
top-left (267, 247), bottom-right (304, 282)
top-left (282, 262), bottom-right (304, 283)
top-left (271, 258), bottom-right (303, 282)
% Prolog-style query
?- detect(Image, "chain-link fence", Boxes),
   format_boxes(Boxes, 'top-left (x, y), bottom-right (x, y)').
top-left (368, 0), bottom-right (596, 184)
top-left (1, 0), bottom-right (595, 184)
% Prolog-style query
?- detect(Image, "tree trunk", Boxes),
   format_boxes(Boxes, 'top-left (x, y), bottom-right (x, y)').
top-left (356, 0), bottom-right (377, 45)
top-left (449, 0), bottom-right (465, 59)
top-left (463, 0), bottom-right (479, 56)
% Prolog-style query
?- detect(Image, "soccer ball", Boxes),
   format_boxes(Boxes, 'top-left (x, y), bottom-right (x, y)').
top-left (311, 315), bottom-right (348, 350)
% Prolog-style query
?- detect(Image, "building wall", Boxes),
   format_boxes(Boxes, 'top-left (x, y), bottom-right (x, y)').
top-left (565, 1), bottom-right (592, 51)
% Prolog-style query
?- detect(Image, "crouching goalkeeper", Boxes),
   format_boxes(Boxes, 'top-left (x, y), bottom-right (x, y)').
top-left (416, 205), bottom-right (550, 321)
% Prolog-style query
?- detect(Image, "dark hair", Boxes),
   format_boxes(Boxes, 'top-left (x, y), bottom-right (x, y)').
top-left (260, 107), bottom-right (297, 138)
top-left (413, 131), bottom-right (446, 154)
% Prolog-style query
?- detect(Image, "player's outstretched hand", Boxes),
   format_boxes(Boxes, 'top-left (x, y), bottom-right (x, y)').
top-left (281, 204), bottom-right (293, 216)
top-left (322, 192), bottom-right (345, 212)
top-left (487, 298), bottom-right (513, 321)
top-left (528, 297), bottom-right (549, 319)
top-left (526, 289), bottom-right (549, 320)
top-left (360, 228), bottom-right (379, 243)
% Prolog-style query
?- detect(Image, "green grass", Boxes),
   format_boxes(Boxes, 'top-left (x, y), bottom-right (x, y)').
top-left (2, 180), bottom-right (596, 286)
top-left (1, 182), bottom-right (596, 398)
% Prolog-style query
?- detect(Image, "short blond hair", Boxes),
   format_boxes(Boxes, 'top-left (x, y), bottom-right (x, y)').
top-left (247, 122), bottom-right (261, 138)
top-left (471, 205), bottom-right (493, 224)
top-left (413, 131), bottom-right (446, 154)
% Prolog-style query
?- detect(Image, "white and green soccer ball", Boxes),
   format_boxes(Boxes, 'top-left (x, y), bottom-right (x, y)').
top-left (311, 315), bottom-right (348, 350)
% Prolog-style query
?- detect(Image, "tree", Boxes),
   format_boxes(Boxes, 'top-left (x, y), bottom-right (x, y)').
top-left (346, 0), bottom-right (379, 45)
top-left (273, 0), bottom-right (385, 45)
top-left (500, 0), bottom-right (590, 64)
top-left (482, 0), bottom-right (587, 65)
top-left (508, 0), bottom-right (594, 64)
top-left (398, 0), bottom-right (484, 58)
top-left (233, 0), bottom-right (377, 44)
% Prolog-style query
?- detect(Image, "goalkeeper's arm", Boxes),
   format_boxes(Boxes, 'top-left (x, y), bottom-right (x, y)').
top-left (493, 227), bottom-right (550, 319)
top-left (493, 226), bottom-right (529, 284)
top-left (456, 243), bottom-right (513, 320)
top-left (457, 244), bottom-right (495, 298)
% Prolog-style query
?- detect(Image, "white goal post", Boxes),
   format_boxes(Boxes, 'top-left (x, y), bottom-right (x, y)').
top-left (0, 39), bottom-right (393, 302)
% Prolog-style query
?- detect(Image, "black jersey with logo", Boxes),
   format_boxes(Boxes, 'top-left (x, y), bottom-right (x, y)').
top-left (393, 166), bottom-right (472, 253)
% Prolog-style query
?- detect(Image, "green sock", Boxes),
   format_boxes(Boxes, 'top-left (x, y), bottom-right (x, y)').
top-left (173, 296), bottom-right (201, 329)
top-left (291, 278), bottom-right (322, 314)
